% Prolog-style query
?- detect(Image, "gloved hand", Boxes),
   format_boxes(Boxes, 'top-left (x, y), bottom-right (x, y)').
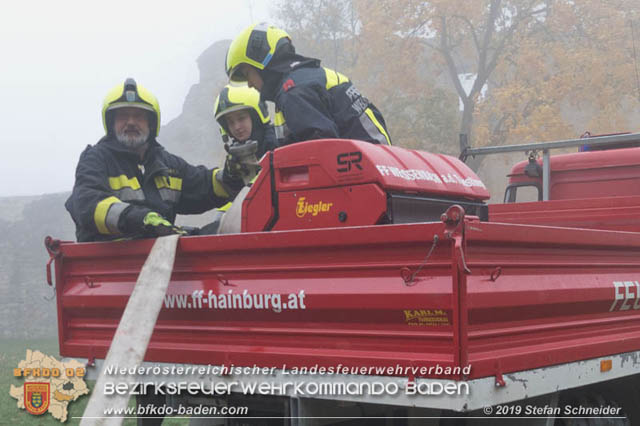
top-left (142, 212), bottom-right (188, 237)
top-left (217, 158), bottom-right (245, 197)
top-left (225, 140), bottom-right (260, 185)
top-left (223, 144), bottom-right (244, 178)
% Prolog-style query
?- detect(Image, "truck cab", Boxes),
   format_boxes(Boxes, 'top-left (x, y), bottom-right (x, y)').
top-left (479, 132), bottom-right (640, 232)
top-left (504, 135), bottom-right (640, 203)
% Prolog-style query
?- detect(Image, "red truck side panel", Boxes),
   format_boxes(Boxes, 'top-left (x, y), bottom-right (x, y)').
top-left (51, 219), bottom-right (640, 380)
top-left (464, 222), bottom-right (640, 378)
top-left (490, 195), bottom-right (640, 232)
top-left (55, 224), bottom-right (460, 376)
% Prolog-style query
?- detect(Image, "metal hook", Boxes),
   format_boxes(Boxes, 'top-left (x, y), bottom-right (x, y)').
top-left (217, 274), bottom-right (236, 286)
top-left (490, 266), bottom-right (502, 282)
top-left (44, 284), bottom-right (56, 301)
top-left (402, 234), bottom-right (439, 285)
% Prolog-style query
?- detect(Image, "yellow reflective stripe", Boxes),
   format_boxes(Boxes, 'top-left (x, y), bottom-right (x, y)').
top-left (154, 176), bottom-right (183, 191)
top-left (108, 175), bottom-right (141, 190)
top-left (364, 108), bottom-right (391, 145)
top-left (218, 202), bottom-right (233, 212)
top-left (274, 111), bottom-right (287, 141)
top-left (212, 169), bottom-right (230, 198)
top-left (94, 196), bottom-right (121, 235)
top-left (323, 68), bottom-right (349, 90)
top-left (274, 111), bottom-right (286, 126)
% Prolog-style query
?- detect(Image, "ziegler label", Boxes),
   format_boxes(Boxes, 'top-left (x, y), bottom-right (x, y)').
top-left (296, 197), bottom-right (333, 218)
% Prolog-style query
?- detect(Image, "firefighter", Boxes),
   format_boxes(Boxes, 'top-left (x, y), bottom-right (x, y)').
top-left (197, 85), bottom-right (279, 235)
top-left (214, 84), bottom-right (278, 159)
top-left (65, 78), bottom-right (244, 242)
top-left (225, 22), bottom-right (392, 146)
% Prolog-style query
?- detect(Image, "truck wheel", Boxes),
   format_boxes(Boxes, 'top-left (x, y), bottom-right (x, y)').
top-left (555, 393), bottom-right (630, 426)
top-left (135, 384), bottom-right (166, 426)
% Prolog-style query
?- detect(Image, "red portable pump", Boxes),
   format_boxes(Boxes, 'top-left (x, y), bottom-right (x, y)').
top-left (242, 139), bottom-right (490, 232)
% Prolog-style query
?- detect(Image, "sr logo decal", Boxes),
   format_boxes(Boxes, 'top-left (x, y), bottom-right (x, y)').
top-left (337, 152), bottom-right (362, 173)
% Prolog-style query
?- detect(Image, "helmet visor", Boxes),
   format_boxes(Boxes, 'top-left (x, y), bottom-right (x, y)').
top-left (228, 65), bottom-right (248, 83)
top-left (106, 102), bottom-right (155, 113)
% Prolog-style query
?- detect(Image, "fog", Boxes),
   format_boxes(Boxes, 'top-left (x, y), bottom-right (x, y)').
top-left (0, 0), bottom-right (271, 197)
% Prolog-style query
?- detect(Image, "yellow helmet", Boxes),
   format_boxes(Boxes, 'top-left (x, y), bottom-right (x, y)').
top-left (225, 23), bottom-right (291, 83)
top-left (102, 78), bottom-right (161, 137)
top-left (214, 85), bottom-right (270, 141)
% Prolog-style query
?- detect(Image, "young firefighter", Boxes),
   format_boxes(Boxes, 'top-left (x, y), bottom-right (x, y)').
top-left (224, 23), bottom-right (392, 146)
top-left (198, 85), bottom-right (280, 235)
top-left (214, 84), bottom-right (278, 159)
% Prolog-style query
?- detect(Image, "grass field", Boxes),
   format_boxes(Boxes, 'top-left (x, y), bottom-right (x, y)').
top-left (1, 339), bottom-right (189, 425)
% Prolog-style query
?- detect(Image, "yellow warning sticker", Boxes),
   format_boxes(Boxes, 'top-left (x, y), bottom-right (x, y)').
top-left (404, 309), bottom-right (450, 326)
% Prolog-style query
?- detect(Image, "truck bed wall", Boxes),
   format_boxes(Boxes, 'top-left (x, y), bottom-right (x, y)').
top-left (52, 220), bottom-right (640, 381)
top-left (55, 223), bottom-right (460, 377)
top-left (490, 195), bottom-right (640, 232)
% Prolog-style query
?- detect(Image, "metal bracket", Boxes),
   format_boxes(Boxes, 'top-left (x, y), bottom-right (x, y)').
top-left (441, 204), bottom-right (465, 236)
top-left (44, 236), bottom-right (61, 287)
top-left (84, 276), bottom-right (100, 289)
top-left (217, 274), bottom-right (235, 286)
top-left (490, 266), bottom-right (502, 282)
top-left (441, 205), bottom-right (472, 274)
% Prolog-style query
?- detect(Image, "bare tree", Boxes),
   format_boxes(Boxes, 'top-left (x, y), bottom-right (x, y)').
top-left (417, 0), bottom-right (548, 156)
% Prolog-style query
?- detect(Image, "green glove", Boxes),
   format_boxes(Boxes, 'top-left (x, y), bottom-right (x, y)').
top-left (142, 212), bottom-right (187, 237)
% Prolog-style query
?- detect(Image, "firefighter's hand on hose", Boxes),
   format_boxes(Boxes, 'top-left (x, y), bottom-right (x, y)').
top-left (142, 212), bottom-right (188, 237)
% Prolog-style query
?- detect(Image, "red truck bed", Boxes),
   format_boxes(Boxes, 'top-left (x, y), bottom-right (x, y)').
top-left (490, 195), bottom-right (640, 232)
top-left (47, 207), bottom-right (640, 381)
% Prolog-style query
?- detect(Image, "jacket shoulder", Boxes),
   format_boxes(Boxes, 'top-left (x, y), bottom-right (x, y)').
top-left (287, 66), bottom-right (324, 84)
top-left (77, 141), bottom-right (108, 164)
top-left (150, 145), bottom-right (194, 174)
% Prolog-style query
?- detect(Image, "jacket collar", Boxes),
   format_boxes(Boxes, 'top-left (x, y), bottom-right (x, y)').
top-left (260, 55), bottom-right (321, 102)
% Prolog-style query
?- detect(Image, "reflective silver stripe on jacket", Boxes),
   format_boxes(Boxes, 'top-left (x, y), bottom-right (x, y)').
top-left (113, 187), bottom-right (145, 202)
top-left (105, 202), bottom-right (129, 234)
top-left (359, 112), bottom-right (387, 145)
top-left (157, 188), bottom-right (181, 203)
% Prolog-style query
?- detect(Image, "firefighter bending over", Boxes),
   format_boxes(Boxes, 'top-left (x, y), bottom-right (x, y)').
top-left (225, 23), bottom-right (392, 146)
top-left (65, 78), bottom-right (244, 242)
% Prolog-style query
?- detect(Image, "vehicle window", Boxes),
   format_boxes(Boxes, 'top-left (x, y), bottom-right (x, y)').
top-left (504, 185), bottom-right (541, 203)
